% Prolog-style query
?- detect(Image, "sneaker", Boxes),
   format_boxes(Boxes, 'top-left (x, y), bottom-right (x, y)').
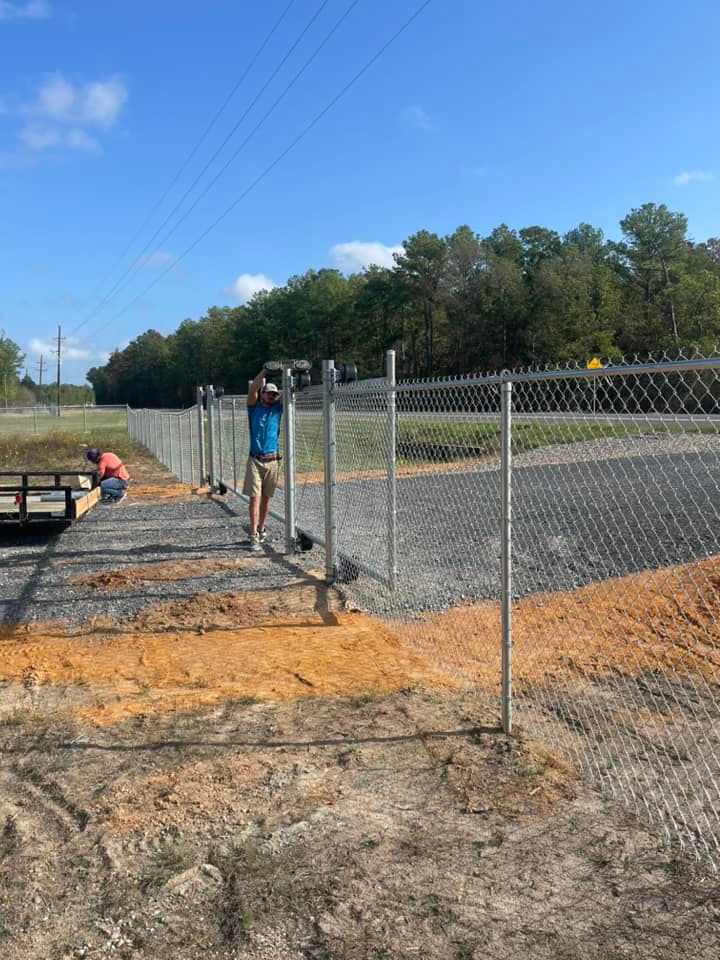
top-left (248, 535), bottom-right (262, 553)
top-left (257, 527), bottom-right (267, 543)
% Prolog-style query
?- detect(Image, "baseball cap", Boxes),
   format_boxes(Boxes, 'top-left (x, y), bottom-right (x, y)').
top-left (262, 383), bottom-right (280, 394)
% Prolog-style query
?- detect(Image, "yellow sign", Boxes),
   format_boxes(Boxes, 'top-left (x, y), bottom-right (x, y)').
top-left (586, 357), bottom-right (604, 369)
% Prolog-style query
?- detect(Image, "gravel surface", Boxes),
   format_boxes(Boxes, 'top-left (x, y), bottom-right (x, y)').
top-left (5, 436), bottom-right (716, 627)
top-left (0, 494), bottom-right (319, 627)
top-left (293, 441), bottom-right (720, 614)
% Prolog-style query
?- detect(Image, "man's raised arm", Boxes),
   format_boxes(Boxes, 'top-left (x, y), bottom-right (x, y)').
top-left (247, 369), bottom-right (265, 407)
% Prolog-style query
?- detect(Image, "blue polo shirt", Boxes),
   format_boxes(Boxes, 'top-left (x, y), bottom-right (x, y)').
top-left (248, 401), bottom-right (283, 455)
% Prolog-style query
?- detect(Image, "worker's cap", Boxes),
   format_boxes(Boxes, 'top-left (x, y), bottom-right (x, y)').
top-left (86, 449), bottom-right (101, 461)
top-left (262, 383), bottom-right (280, 394)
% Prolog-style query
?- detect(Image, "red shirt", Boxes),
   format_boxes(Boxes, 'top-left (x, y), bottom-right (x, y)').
top-left (96, 452), bottom-right (129, 481)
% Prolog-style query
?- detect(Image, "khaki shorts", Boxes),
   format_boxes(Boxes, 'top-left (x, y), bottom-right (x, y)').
top-left (243, 456), bottom-right (280, 498)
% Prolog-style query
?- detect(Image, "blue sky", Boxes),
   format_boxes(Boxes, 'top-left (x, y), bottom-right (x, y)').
top-left (1, 0), bottom-right (719, 384)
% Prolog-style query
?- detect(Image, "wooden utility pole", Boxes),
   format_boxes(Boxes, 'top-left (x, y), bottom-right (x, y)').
top-left (35, 354), bottom-right (44, 389)
top-left (55, 326), bottom-right (65, 417)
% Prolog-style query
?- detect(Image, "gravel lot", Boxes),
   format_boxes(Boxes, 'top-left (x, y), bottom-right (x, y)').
top-left (293, 440), bottom-right (720, 614)
top-left (0, 494), bottom-right (318, 628)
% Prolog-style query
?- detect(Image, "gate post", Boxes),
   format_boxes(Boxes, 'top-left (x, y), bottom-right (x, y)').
top-left (217, 396), bottom-right (224, 486)
top-left (282, 367), bottom-right (297, 554)
top-left (196, 387), bottom-right (206, 486)
top-left (323, 359), bottom-right (337, 584)
top-left (386, 350), bottom-right (397, 591)
top-left (206, 385), bottom-right (216, 490)
top-left (501, 379), bottom-right (513, 735)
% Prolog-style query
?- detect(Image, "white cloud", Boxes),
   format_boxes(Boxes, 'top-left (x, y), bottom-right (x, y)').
top-left (19, 123), bottom-right (61, 150)
top-left (28, 336), bottom-right (97, 361)
top-left (29, 73), bottom-right (127, 128)
top-left (0, 1), bottom-right (51, 20)
top-left (402, 105), bottom-right (434, 131)
top-left (227, 272), bottom-right (276, 304)
top-left (66, 128), bottom-right (101, 153)
top-left (330, 241), bottom-right (404, 272)
top-left (2, 72), bottom-right (127, 160)
top-left (133, 250), bottom-right (176, 269)
top-left (674, 170), bottom-right (714, 186)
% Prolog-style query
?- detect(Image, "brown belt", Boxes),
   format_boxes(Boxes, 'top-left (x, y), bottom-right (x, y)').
top-left (250, 452), bottom-right (281, 462)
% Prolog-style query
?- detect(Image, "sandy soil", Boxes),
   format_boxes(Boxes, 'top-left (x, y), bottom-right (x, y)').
top-left (1, 454), bottom-right (719, 958)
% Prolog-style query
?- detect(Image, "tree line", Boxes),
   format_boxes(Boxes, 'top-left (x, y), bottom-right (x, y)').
top-left (0, 332), bottom-right (94, 407)
top-left (84, 202), bottom-right (720, 407)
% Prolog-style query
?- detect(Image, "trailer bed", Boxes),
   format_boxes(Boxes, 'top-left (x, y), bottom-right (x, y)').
top-left (0, 472), bottom-right (100, 525)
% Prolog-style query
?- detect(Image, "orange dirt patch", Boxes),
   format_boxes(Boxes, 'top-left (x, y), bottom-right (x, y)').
top-left (127, 481), bottom-right (197, 501)
top-left (399, 556), bottom-right (720, 690)
top-left (0, 612), bottom-right (453, 724)
top-left (69, 558), bottom-right (260, 591)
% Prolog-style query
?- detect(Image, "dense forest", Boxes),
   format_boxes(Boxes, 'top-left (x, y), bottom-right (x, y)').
top-left (85, 202), bottom-right (720, 407)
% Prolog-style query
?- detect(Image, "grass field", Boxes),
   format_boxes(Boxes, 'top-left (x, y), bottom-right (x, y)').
top-left (0, 428), bottom-right (142, 473)
top-left (294, 415), bottom-right (667, 474)
top-left (0, 407), bottom-right (127, 437)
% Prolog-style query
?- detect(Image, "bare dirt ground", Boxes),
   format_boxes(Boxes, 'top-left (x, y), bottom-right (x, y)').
top-left (1, 454), bottom-right (719, 959)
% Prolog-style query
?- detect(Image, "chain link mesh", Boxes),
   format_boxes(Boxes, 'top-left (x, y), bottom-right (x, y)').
top-left (127, 357), bottom-right (720, 870)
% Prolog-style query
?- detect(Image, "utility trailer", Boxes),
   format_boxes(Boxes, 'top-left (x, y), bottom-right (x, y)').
top-left (0, 471), bottom-right (101, 526)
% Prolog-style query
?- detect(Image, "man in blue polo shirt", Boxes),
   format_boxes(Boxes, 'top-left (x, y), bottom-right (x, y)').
top-left (244, 368), bottom-right (283, 552)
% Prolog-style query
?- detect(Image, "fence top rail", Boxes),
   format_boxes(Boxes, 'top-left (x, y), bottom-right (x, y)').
top-left (334, 356), bottom-right (720, 396)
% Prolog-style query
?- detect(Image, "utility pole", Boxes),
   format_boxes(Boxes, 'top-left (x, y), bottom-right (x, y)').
top-left (54, 326), bottom-right (65, 417)
top-left (35, 355), bottom-right (44, 406)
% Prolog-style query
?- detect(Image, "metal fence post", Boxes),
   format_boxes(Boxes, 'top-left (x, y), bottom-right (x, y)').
top-left (206, 386), bottom-right (216, 490)
top-left (322, 359), bottom-right (337, 584)
top-left (196, 387), bottom-right (206, 486)
top-left (83, 403), bottom-right (88, 433)
top-left (168, 414), bottom-right (176, 475)
top-left (283, 367), bottom-right (297, 553)
top-left (501, 378), bottom-right (513, 735)
top-left (177, 415), bottom-right (185, 482)
top-left (217, 397), bottom-right (224, 485)
top-left (386, 349), bottom-right (397, 591)
top-left (231, 398), bottom-right (238, 491)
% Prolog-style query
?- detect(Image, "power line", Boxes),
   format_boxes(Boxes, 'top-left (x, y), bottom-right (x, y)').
top-left (85, 0), bottom-right (434, 344)
top-left (70, 0), bottom-right (330, 338)
top-left (81, 0), bottom-right (361, 328)
top-left (136, 0), bottom-right (362, 272)
top-left (70, 1), bottom-right (298, 337)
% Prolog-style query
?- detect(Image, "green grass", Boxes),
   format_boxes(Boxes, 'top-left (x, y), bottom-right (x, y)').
top-left (0, 428), bottom-right (145, 472)
top-left (293, 416), bottom-right (669, 475)
top-left (0, 408), bottom-right (127, 437)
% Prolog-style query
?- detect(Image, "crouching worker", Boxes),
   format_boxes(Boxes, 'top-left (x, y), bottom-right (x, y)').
top-left (86, 448), bottom-right (130, 502)
top-left (244, 369), bottom-right (283, 552)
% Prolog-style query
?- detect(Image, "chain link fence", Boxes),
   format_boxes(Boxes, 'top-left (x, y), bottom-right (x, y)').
top-left (128, 353), bottom-right (720, 870)
top-left (0, 404), bottom-right (129, 436)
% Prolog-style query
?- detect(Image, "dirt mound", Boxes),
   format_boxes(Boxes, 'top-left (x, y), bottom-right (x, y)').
top-left (400, 556), bottom-right (720, 688)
